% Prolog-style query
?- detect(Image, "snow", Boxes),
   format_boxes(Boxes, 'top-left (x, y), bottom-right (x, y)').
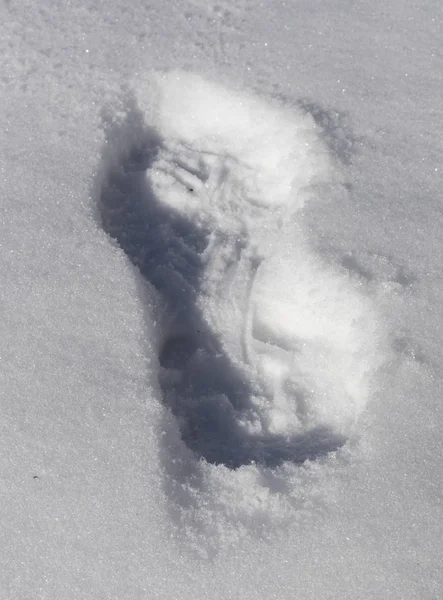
top-left (2, 0), bottom-right (443, 598)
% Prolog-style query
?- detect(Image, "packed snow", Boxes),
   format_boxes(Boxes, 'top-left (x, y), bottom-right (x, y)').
top-left (1, 0), bottom-right (443, 598)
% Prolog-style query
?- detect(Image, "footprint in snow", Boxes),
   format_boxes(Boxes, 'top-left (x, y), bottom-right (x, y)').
top-left (99, 71), bottom-right (382, 469)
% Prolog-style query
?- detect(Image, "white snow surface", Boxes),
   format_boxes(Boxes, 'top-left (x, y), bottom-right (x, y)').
top-left (1, 1), bottom-right (443, 599)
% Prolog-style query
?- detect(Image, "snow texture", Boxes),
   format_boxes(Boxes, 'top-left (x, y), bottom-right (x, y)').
top-left (2, 0), bottom-right (443, 598)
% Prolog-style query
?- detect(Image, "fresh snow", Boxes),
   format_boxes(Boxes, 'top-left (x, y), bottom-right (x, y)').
top-left (1, 0), bottom-right (443, 599)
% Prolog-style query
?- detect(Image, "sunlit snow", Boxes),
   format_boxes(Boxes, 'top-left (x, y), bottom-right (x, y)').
top-left (2, 0), bottom-right (443, 598)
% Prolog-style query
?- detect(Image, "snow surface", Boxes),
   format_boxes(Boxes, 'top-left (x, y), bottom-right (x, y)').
top-left (1, 0), bottom-right (443, 599)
